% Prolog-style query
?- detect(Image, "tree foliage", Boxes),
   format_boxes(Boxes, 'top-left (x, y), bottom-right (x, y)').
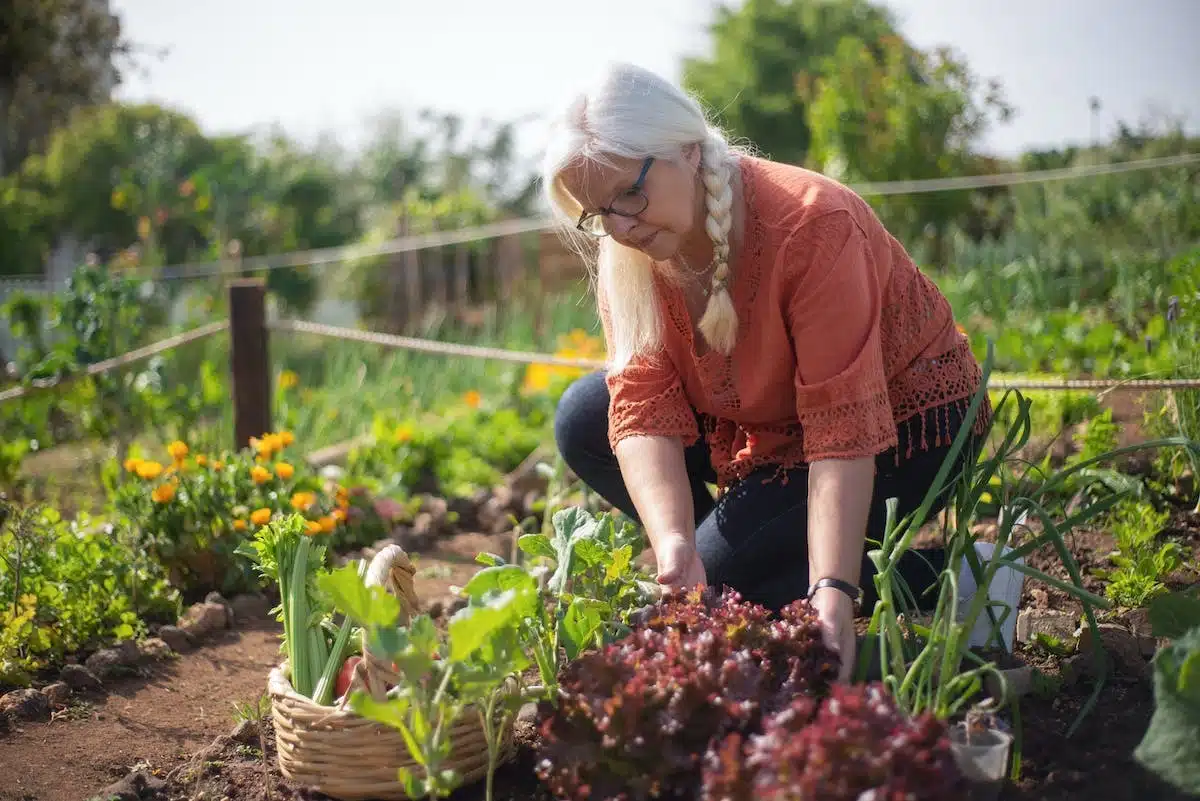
top-left (0, 0), bottom-right (130, 177)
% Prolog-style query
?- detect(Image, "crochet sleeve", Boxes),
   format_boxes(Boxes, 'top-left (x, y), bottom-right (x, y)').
top-left (599, 288), bottom-right (700, 451)
top-left (784, 211), bottom-right (897, 461)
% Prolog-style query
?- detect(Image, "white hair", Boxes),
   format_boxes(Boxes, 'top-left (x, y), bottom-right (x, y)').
top-left (540, 62), bottom-right (743, 372)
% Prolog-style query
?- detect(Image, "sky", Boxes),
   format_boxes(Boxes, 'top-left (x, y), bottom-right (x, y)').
top-left (109, 0), bottom-right (1199, 162)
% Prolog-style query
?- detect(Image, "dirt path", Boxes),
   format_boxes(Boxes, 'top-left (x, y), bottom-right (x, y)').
top-left (0, 616), bottom-right (282, 801)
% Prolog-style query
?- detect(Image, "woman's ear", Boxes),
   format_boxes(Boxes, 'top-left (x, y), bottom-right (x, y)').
top-left (684, 142), bottom-right (702, 171)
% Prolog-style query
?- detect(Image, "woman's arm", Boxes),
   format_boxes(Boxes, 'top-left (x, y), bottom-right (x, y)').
top-left (807, 456), bottom-right (875, 590)
top-left (615, 434), bottom-right (706, 589)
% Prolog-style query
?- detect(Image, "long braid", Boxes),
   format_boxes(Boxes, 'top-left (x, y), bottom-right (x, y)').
top-left (696, 136), bottom-right (738, 355)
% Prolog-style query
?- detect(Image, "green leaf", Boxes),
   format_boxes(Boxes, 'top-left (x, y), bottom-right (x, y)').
top-left (448, 586), bottom-right (532, 662)
top-left (558, 597), bottom-right (610, 660)
top-left (606, 545), bottom-right (633, 584)
top-left (1148, 589), bottom-right (1200, 641)
top-left (549, 507), bottom-right (599, 594)
top-left (351, 691), bottom-right (413, 737)
top-left (396, 767), bottom-right (427, 798)
top-left (1134, 625), bottom-right (1200, 795)
top-left (475, 552), bottom-right (506, 567)
top-left (518, 533), bottom-right (555, 560)
top-left (316, 562), bottom-right (401, 629)
top-left (461, 565), bottom-right (537, 602)
top-left (573, 537), bottom-right (607, 568)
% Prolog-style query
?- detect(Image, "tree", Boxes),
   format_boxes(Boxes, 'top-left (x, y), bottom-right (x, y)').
top-left (682, 0), bottom-right (899, 165)
top-left (0, 0), bottom-right (131, 177)
top-left (806, 35), bottom-right (1012, 266)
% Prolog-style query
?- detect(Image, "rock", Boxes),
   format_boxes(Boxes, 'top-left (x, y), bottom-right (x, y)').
top-left (179, 601), bottom-right (230, 639)
top-left (1015, 609), bottom-right (1079, 645)
top-left (139, 637), bottom-right (173, 661)
top-left (428, 600), bottom-right (445, 620)
top-left (0, 688), bottom-right (49, 720)
top-left (41, 682), bottom-right (71, 706)
top-left (985, 666), bottom-right (1034, 699)
top-left (411, 513), bottom-right (438, 548)
top-left (1123, 607), bottom-right (1162, 656)
top-left (156, 625), bottom-right (194, 653)
top-left (60, 663), bottom-right (103, 691)
top-left (230, 592), bottom-right (272, 622)
top-left (417, 494), bottom-right (450, 527)
top-left (85, 643), bottom-right (141, 678)
top-left (231, 717), bottom-right (260, 744)
top-left (85, 769), bottom-right (167, 801)
top-left (204, 591), bottom-right (229, 607)
top-left (1079, 622), bottom-right (1149, 679)
top-left (448, 495), bottom-right (480, 530)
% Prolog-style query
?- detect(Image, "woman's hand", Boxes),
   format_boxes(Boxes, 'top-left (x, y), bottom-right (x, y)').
top-left (810, 586), bottom-right (857, 683)
top-left (653, 533), bottom-right (707, 592)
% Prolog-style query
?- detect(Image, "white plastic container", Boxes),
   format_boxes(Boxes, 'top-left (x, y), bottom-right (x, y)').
top-left (956, 541), bottom-right (1026, 651)
top-left (949, 723), bottom-right (1013, 801)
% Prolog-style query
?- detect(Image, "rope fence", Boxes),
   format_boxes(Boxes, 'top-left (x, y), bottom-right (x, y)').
top-left (0, 320), bottom-right (229, 403)
top-left (273, 318), bottom-right (1200, 392)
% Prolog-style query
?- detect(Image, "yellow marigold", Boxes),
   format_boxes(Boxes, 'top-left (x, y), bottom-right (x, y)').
top-left (195, 455), bottom-right (208, 467)
top-left (250, 508), bottom-right (272, 526)
top-left (318, 515), bottom-right (336, 533)
top-left (135, 460), bottom-right (164, 480)
top-left (331, 508), bottom-right (347, 523)
top-left (278, 370), bottom-right (299, 390)
top-left (233, 519), bottom-right (247, 531)
top-left (250, 434), bottom-right (283, 458)
top-left (463, 389), bottom-right (482, 409)
top-left (212, 460), bottom-right (225, 470)
top-left (167, 440), bottom-right (189, 462)
top-left (290, 491), bottom-right (316, 512)
top-left (394, 424), bottom-right (413, 443)
top-left (124, 457), bottom-right (142, 473)
top-left (274, 462), bottom-right (295, 481)
top-left (151, 482), bottom-right (176, 504)
top-left (251, 465), bottom-right (273, 484)
top-left (305, 520), bottom-right (324, 536)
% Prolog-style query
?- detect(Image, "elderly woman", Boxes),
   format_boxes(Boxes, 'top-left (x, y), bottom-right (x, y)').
top-left (540, 62), bottom-right (992, 679)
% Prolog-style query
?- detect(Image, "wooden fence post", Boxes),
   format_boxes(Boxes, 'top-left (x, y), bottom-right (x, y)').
top-left (229, 279), bottom-right (271, 451)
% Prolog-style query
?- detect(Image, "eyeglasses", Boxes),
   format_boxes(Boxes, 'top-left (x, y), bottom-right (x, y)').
top-left (576, 157), bottom-right (654, 237)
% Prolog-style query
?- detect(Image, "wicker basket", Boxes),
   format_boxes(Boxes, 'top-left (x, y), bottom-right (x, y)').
top-left (267, 544), bottom-right (518, 800)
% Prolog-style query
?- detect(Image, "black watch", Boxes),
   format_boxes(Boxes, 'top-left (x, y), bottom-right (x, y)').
top-left (807, 577), bottom-right (862, 607)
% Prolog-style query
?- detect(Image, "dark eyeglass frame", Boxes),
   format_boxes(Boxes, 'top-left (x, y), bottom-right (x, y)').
top-left (576, 156), bottom-right (654, 237)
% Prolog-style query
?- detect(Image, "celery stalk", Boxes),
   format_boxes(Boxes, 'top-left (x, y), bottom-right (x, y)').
top-left (290, 536), bottom-right (312, 696)
top-left (313, 559), bottom-right (367, 706)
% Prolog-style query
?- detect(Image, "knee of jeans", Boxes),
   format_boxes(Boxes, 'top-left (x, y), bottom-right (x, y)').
top-left (553, 371), bottom-right (610, 468)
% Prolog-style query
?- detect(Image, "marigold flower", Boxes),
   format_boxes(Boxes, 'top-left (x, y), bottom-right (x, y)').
top-left (124, 457), bottom-right (142, 473)
top-left (167, 440), bottom-right (189, 462)
top-left (331, 508), bottom-right (347, 523)
top-left (463, 389), bottom-right (482, 408)
top-left (233, 519), bottom-right (247, 531)
top-left (250, 508), bottom-right (272, 526)
top-left (278, 370), bottom-right (299, 390)
top-left (290, 491), bottom-right (317, 511)
top-left (195, 455), bottom-right (208, 467)
top-left (151, 482), bottom-right (176, 504)
top-left (305, 520), bottom-right (324, 536)
top-left (136, 460), bottom-right (164, 480)
top-left (275, 462), bottom-right (295, 481)
top-left (318, 515), bottom-right (336, 533)
top-left (251, 465), bottom-right (272, 484)
top-left (394, 424), bottom-right (413, 443)
top-left (212, 460), bottom-right (225, 470)
top-left (279, 430), bottom-right (295, 447)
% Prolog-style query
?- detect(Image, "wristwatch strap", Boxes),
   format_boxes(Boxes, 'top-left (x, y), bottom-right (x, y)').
top-left (807, 577), bottom-right (862, 605)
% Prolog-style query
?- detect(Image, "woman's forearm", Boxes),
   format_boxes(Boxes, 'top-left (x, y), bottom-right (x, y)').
top-left (613, 434), bottom-right (695, 548)
top-left (807, 456), bottom-right (876, 589)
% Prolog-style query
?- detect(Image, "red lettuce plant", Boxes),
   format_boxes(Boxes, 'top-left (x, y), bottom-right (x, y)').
top-left (534, 588), bottom-right (839, 801)
top-left (702, 682), bottom-right (968, 801)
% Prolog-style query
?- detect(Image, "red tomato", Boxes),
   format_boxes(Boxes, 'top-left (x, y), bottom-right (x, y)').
top-left (334, 655), bottom-right (362, 699)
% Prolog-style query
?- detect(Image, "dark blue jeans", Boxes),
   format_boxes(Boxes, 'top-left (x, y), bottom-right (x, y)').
top-left (553, 370), bottom-right (980, 613)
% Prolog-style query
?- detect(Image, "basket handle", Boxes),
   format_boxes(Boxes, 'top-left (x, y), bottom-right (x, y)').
top-left (358, 544), bottom-right (421, 702)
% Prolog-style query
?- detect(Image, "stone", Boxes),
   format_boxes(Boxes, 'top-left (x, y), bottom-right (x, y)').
top-left (204, 591), bottom-right (230, 607)
top-left (41, 681), bottom-right (71, 706)
top-left (231, 717), bottom-right (260, 744)
top-left (138, 637), bottom-right (173, 661)
top-left (412, 513), bottom-right (438, 547)
top-left (179, 601), bottom-right (230, 639)
top-left (1123, 607), bottom-right (1162, 656)
top-left (1079, 622), bottom-right (1149, 679)
top-left (156, 625), bottom-right (194, 653)
top-left (230, 592), bottom-right (272, 622)
top-left (1015, 609), bottom-right (1079, 645)
top-left (418, 494), bottom-right (450, 527)
top-left (85, 643), bottom-right (141, 678)
top-left (59, 664), bottom-right (103, 691)
top-left (87, 769), bottom-right (166, 801)
top-left (985, 666), bottom-right (1034, 699)
top-left (0, 688), bottom-right (49, 720)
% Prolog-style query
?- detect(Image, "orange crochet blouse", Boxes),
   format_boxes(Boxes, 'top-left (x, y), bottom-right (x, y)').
top-left (601, 156), bottom-right (991, 490)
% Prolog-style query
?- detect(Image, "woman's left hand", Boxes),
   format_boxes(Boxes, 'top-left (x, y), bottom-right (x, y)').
top-left (810, 586), bottom-right (857, 683)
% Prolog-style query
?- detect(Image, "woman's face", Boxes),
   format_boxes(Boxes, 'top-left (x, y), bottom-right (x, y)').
top-left (559, 145), bottom-right (702, 262)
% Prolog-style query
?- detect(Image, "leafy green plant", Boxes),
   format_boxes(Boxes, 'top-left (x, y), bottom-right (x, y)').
top-left (1100, 500), bottom-right (1179, 608)
top-left (1134, 624), bottom-right (1200, 795)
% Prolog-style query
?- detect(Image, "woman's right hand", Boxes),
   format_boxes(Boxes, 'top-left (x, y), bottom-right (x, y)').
top-left (653, 533), bottom-right (707, 592)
